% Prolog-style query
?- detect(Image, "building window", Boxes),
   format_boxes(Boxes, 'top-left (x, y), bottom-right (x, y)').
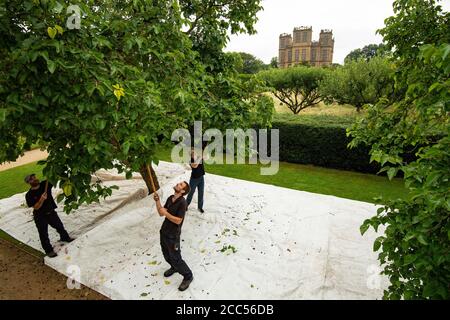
top-left (302, 48), bottom-right (307, 61)
top-left (295, 49), bottom-right (299, 62)
top-left (288, 50), bottom-right (292, 63)
top-left (302, 32), bottom-right (308, 42)
top-left (294, 32), bottom-right (301, 43)
top-left (321, 49), bottom-right (328, 61)
top-left (311, 48), bottom-right (317, 61)
top-left (280, 53), bottom-right (285, 64)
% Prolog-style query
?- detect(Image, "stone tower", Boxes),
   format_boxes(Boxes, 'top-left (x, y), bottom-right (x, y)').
top-left (278, 26), bottom-right (334, 68)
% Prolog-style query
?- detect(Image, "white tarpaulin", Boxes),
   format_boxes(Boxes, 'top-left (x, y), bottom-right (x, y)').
top-left (0, 161), bottom-right (387, 299)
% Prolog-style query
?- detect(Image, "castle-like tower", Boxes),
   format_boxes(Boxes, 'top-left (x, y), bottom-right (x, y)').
top-left (278, 26), bottom-right (334, 68)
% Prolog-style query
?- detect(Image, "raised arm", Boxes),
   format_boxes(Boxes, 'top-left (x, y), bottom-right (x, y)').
top-left (153, 193), bottom-right (183, 225)
top-left (33, 193), bottom-right (47, 210)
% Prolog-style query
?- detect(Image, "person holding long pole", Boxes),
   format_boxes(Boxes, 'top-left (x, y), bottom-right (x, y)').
top-left (186, 148), bottom-right (205, 213)
top-left (147, 165), bottom-right (194, 291)
top-left (24, 174), bottom-right (74, 257)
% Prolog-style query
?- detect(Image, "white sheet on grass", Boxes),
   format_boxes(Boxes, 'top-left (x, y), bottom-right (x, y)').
top-left (0, 161), bottom-right (387, 299)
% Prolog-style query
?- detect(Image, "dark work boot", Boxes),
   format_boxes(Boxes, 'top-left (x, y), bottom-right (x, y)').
top-left (178, 277), bottom-right (193, 291)
top-left (60, 237), bottom-right (75, 243)
top-left (47, 251), bottom-right (57, 258)
top-left (164, 268), bottom-right (177, 277)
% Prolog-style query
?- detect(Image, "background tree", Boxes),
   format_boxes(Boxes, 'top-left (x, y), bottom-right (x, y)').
top-left (234, 52), bottom-right (266, 74)
top-left (259, 66), bottom-right (328, 114)
top-left (320, 57), bottom-right (395, 111)
top-left (344, 43), bottom-right (390, 64)
top-left (0, 0), bottom-right (271, 212)
top-left (269, 57), bottom-right (278, 68)
top-left (349, 0), bottom-right (450, 299)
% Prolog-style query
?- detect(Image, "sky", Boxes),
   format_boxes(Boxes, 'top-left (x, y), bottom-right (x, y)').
top-left (224, 0), bottom-right (449, 64)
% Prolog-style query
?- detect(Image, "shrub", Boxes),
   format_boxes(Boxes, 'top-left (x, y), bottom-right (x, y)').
top-left (269, 114), bottom-right (379, 173)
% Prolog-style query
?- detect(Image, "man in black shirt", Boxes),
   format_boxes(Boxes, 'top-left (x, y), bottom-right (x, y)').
top-left (153, 180), bottom-right (193, 291)
top-left (186, 148), bottom-right (205, 213)
top-left (24, 174), bottom-right (73, 257)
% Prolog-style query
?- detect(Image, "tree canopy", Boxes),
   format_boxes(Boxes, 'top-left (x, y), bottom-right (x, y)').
top-left (344, 43), bottom-right (390, 64)
top-left (349, 0), bottom-right (450, 299)
top-left (320, 57), bottom-right (396, 111)
top-left (259, 66), bottom-right (328, 114)
top-left (0, 0), bottom-right (272, 212)
top-left (233, 52), bottom-right (267, 74)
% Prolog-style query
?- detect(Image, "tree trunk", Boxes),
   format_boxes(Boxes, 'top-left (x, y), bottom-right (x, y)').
top-left (139, 164), bottom-right (160, 195)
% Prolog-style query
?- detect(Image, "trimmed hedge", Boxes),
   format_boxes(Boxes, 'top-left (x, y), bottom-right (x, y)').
top-left (269, 114), bottom-right (380, 173)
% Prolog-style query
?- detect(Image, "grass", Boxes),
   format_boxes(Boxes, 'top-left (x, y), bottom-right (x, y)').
top-left (155, 147), bottom-right (409, 204)
top-left (267, 92), bottom-right (361, 117)
top-left (0, 162), bottom-right (44, 199)
top-left (272, 112), bottom-right (357, 128)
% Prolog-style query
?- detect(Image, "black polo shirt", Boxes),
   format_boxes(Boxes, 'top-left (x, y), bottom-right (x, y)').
top-left (25, 181), bottom-right (57, 215)
top-left (160, 195), bottom-right (187, 237)
top-left (191, 157), bottom-right (205, 179)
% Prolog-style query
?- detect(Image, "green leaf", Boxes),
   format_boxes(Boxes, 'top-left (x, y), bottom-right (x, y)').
top-left (55, 25), bottom-right (64, 35)
top-left (63, 183), bottom-right (72, 197)
top-left (96, 119), bottom-right (107, 131)
top-left (373, 237), bottom-right (383, 251)
top-left (56, 193), bottom-right (65, 203)
top-left (122, 141), bottom-right (130, 155)
top-left (387, 167), bottom-right (397, 180)
top-left (417, 234), bottom-right (428, 245)
top-left (138, 135), bottom-right (147, 147)
top-left (47, 60), bottom-right (56, 74)
top-left (403, 255), bottom-right (417, 266)
top-left (47, 27), bottom-right (57, 39)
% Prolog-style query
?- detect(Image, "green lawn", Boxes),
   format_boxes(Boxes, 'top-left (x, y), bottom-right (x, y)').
top-left (0, 150), bottom-right (409, 204)
top-left (155, 147), bottom-right (409, 203)
top-left (0, 162), bottom-right (44, 199)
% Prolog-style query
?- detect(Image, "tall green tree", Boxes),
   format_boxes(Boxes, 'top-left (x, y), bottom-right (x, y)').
top-left (269, 57), bottom-right (278, 68)
top-left (344, 43), bottom-right (390, 64)
top-left (349, 0), bottom-right (450, 299)
top-left (320, 57), bottom-right (395, 111)
top-left (234, 52), bottom-right (266, 74)
top-left (259, 66), bottom-right (328, 114)
top-left (0, 0), bottom-right (271, 212)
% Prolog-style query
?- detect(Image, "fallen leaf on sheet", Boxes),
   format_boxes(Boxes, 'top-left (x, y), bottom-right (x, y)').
top-left (164, 280), bottom-right (170, 285)
top-left (148, 261), bottom-right (157, 265)
top-left (140, 293), bottom-right (148, 297)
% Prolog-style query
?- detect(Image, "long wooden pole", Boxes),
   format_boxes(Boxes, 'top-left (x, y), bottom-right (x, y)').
top-left (145, 164), bottom-right (156, 193)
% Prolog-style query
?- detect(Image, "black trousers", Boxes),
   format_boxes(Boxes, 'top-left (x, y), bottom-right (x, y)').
top-left (34, 210), bottom-right (70, 253)
top-left (160, 232), bottom-right (193, 280)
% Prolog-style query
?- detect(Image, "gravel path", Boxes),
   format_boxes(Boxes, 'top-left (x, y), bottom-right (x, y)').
top-left (0, 149), bottom-right (48, 172)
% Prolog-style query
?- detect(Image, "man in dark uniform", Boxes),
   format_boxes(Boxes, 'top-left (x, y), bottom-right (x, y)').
top-left (186, 148), bottom-right (205, 213)
top-left (24, 174), bottom-right (74, 257)
top-left (153, 180), bottom-right (193, 291)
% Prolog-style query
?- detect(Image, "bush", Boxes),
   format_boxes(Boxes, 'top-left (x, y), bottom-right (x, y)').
top-left (269, 114), bottom-right (380, 173)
